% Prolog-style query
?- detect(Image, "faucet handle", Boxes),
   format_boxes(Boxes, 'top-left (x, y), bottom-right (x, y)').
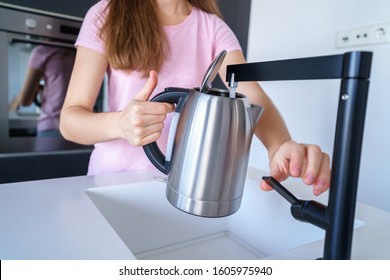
top-left (262, 176), bottom-right (301, 205)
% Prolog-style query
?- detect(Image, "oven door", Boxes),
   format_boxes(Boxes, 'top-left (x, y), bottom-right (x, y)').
top-left (0, 30), bottom-right (94, 183)
top-left (0, 5), bottom-right (97, 184)
top-left (2, 32), bottom-right (76, 137)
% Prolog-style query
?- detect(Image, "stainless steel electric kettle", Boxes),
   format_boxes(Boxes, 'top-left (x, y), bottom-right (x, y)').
top-left (143, 50), bottom-right (263, 217)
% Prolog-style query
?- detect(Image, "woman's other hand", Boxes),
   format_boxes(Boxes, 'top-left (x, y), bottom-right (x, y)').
top-left (260, 140), bottom-right (331, 196)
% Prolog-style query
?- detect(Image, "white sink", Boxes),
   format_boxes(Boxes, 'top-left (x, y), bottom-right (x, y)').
top-left (86, 178), bottom-right (363, 260)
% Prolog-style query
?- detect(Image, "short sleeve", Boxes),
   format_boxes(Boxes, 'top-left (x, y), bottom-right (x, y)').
top-left (213, 17), bottom-right (242, 58)
top-left (75, 0), bottom-right (108, 54)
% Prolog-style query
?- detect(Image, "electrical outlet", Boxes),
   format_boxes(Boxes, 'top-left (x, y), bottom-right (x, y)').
top-left (336, 22), bottom-right (390, 48)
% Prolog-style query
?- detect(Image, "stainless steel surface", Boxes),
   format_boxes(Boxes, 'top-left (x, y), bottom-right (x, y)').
top-left (11, 37), bottom-right (75, 49)
top-left (200, 50), bottom-right (227, 92)
top-left (166, 89), bottom-right (263, 217)
top-left (143, 52), bottom-right (262, 217)
top-left (228, 73), bottom-right (238, 98)
top-left (0, 4), bottom-right (81, 40)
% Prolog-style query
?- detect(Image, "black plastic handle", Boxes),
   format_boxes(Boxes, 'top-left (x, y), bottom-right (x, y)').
top-left (142, 88), bottom-right (190, 174)
top-left (262, 176), bottom-right (301, 205)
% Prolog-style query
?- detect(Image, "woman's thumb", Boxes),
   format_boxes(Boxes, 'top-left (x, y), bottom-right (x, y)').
top-left (133, 70), bottom-right (158, 101)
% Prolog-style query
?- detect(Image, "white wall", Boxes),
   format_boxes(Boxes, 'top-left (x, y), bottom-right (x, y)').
top-left (247, 0), bottom-right (390, 211)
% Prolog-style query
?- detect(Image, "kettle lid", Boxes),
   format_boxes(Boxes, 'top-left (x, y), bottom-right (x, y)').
top-left (199, 50), bottom-right (227, 92)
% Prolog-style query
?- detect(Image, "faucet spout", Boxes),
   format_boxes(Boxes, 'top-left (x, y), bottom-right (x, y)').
top-left (247, 105), bottom-right (263, 131)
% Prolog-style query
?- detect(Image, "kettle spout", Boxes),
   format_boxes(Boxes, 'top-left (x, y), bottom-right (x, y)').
top-left (248, 104), bottom-right (264, 130)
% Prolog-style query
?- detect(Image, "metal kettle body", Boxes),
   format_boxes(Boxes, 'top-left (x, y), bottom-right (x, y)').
top-left (143, 87), bottom-right (263, 217)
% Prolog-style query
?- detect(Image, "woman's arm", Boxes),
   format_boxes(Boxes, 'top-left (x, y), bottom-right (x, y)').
top-left (60, 47), bottom-right (174, 146)
top-left (219, 50), bottom-right (330, 195)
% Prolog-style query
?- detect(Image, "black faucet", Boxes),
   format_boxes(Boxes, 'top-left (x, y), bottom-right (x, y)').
top-left (226, 51), bottom-right (373, 260)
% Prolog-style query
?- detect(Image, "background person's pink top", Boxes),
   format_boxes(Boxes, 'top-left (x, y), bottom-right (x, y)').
top-left (76, 0), bottom-right (242, 175)
top-left (29, 45), bottom-right (75, 132)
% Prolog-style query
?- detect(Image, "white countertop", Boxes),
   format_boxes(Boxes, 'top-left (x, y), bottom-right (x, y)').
top-left (0, 170), bottom-right (156, 259)
top-left (0, 168), bottom-right (389, 260)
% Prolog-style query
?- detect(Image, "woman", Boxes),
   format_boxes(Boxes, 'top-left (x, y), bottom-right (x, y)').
top-left (10, 45), bottom-right (75, 136)
top-left (60, 0), bottom-right (330, 195)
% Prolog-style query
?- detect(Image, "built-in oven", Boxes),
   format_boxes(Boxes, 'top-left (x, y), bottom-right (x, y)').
top-left (0, 3), bottom-right (101, 183)
top-left (0, 4), bottom-right (83, 138)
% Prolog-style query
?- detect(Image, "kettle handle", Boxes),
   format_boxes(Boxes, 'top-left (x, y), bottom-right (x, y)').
top-left (142, 88), bottom-right (190, 174)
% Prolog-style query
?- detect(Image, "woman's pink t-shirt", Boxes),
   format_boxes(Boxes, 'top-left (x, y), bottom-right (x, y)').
top-left (76, 0), bottom-right (241, 175)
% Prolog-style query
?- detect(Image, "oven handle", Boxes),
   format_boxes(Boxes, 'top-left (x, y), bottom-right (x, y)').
top-left (10, 38), bottom-right (75, 49)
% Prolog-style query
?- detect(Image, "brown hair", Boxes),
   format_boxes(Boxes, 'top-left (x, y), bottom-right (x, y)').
top-left (100, 0), bottom-right (222, 75)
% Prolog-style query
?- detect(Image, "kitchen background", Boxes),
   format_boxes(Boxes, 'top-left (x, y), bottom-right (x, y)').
top-left (0, 0), bottom-right (389, 213)
top-left (247, 0), bottom-right (390, 212)
top-left (0, 0), bottom-right (95, 18)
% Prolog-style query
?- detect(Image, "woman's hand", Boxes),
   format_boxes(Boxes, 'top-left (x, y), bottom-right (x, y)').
top-left (260, 140), bottom-right (331, 196)
top-left (118, 70), bottom-right (175, 146)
